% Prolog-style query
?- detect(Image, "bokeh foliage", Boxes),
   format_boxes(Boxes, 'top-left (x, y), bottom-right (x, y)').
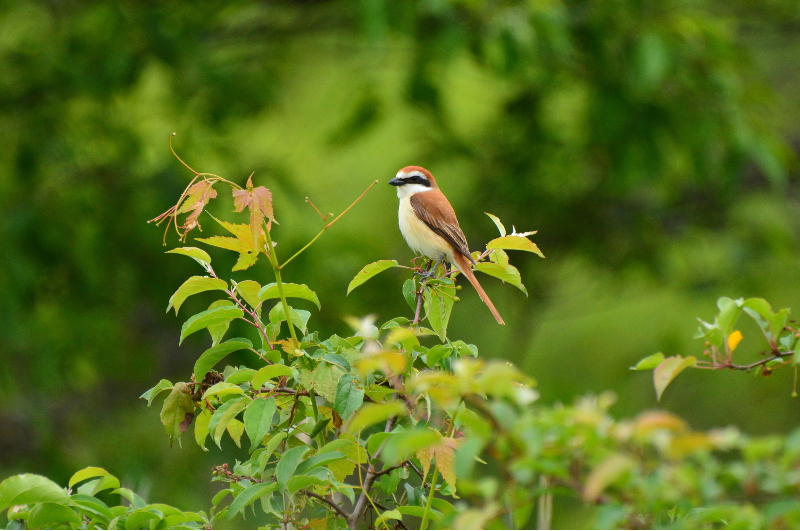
top-left (1, 0), bottom-right (799, 519)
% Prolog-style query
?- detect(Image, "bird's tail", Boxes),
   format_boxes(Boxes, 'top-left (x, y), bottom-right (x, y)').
top-left (452, 254), bottom-right (505, 325)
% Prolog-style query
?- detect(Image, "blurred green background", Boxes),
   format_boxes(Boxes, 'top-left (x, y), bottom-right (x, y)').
top-left (1, 0), bottom-right (799, 515)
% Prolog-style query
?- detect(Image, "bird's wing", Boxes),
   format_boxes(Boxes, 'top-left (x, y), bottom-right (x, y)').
top-left (410, 191), bottom-right (474, 263)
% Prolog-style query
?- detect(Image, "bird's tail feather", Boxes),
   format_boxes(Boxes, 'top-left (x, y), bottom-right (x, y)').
top-left (452, 254), bottom-right (505, 325)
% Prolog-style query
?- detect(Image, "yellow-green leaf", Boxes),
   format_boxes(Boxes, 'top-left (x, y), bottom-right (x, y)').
top-left (167, 276), bottom-right (228, 314)
top-left (474, 263), bottom-right (528, 295)
top-left (344, 401), bottom-right (407, 435)
top-left (259, 283), bottom-right (320, 309)
top-left (347, 260), bottom-right (399, 295)
top-left (487, 236), bottom-right (544, 257)
top-left (654, 355), bottom-right (696, 401)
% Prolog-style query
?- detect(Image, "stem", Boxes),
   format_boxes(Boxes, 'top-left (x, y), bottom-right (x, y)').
top-left (280, 180), bottom-right (379, 269)
top-left (420, 468), bottom-right (439, 531)
top-left (302, 490), bottom-right (350, 521)
top-left (263, 224), bottom-right (297, 341)
top-left (348, 416), bottom-right (396, 529)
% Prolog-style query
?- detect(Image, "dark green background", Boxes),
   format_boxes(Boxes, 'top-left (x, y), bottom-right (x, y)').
top-left (1, 0), bottom-right (799, 517)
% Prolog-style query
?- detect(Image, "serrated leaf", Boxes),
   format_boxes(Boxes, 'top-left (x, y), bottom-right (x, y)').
top-left (195, 235), bottom-right (249, 253)
top-left (193, 339), bottom-right (253, 382)
top-left (140, 379), bottom-right (173, 406)
top-left (167, 276), bottom-right (228, 314)
top-left (417, 437), bottom-right (458, 494)
top-left (344, 402), bottom-right (407, 435)
top-left (244, 397), bottom-right (277, 452)
top-left (0, 475), bottom-right (69, 512)
top-left (654, 356), bottom-right (697, 401)
top-left (382, 429), bottom-right (442, 465)
top-left (160, 382), bottom-right (195, 446)
top-left (347, 260), bottom-right (399, 295)
top-left (166, 247), bottom-right (212, 268)
top-left (259, 283), bottom-right (321, 310)
top-left (487, 235), bottom-right (544, 257)
top-left (484, 213), bottom-right (506, 237)
top-left (474, 262), bottom-right (528, 295)
top-left (334, 376), bottom-right (364, 420)
top-left (630, 352), bottom-right (665, 371)
top-left (276, 446), bottom-right (310, 491)
top-left (298, 363), bottom-right (343, 402)
top-left (180, 306), bottom-right (243, 345)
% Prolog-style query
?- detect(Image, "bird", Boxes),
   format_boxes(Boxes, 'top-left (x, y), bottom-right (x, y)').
top-left (388, 166), bottom-right (505, 325)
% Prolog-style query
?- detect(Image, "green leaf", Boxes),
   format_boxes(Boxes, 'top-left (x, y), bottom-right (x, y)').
top-left (167, 276), bottom-right (228, 314)
top-left (654, 356), bottom-right (697, 401)
top-left (276, 446), bottom-right (310, 491)
top-left (210, 397), bottom-right (250, 448)
top-left (28, 502), bottom-right (81, 528)
top-left (334, 376), bottom-right (364, 420)
top-left (487, 235), bottom-right (544, 257)
top-left (113, 488), bottom-right (146, 509)
top-left (180, 305), bottom-right (243, 345)
top-left (227, 483), bottom-right (277, 519)
top-left (160, 382), bottom-right (195, 446)
top-left (716, 297), bottom-right (742, 336)
top-left (347, 260), bottom-right (399, 295)
top-left (124, 509), bottom-right (161, 529)
top-left (202, 382), bottom-right (245, 400)
top-left (268, 303), bottom-right (311, 335)
top-left (259, 283), bottom-right (321, 310)
top-left (193, 339), bottom-right (253, 382)
top-left (298, 362), bottom-right (344, 402)
top-left (252, 364), bottom-right (295, 389)
top-left (382, 429), bottom-right (442, 465)
top-left (166, 247), bottom-right (211, 269)
top-left (294, 452), bottom-right (345, 476)
top-left (140, 379), bottom-right (173, 407)
top-left (426, 345), bottom-right (453, 368)
top-left (225, 368), bottom-right (256, 384)
top-left (226, 418), bottom-right (245, 448)
top-left (322, 353), bottom-right (351, 371)
top-left (474, 262), bottom-right (528, 295)
top-left (376, 509), bottom-right (403, 527)
top-left (287, 476), bottom-right (327, 495)
top-left (630, 352), bottom-right (665, 371)
top-left (424, 280), bottom-right (456, 342)
top-left (70, 494), bottom-right (114, 523)
top-left (402, 279), bottom-right (417, 311)
top-left (244, 397), bottom-right (277, 452)
top-left (345, 402), bottom-right (407, 435)
top-left (206, 300), bottom-right (234, 345)
top-left (195, 408), bottom-right (212, 451)
top-left (234, 280), bottom-right (262, 309)
top-left (583, 454), bottom-right (637, 501)
top-left (484, 212), bottom-right (506, 237)
top-left (0, 474), bottom-right (69, 511)
top-left (68, 467), bottom-right (114, 488)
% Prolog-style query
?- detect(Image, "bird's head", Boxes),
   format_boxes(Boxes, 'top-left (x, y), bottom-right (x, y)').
top-left (388, 166), bottom-right (437, 198)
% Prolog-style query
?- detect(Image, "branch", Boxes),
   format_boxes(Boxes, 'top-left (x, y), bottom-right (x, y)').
top-left (302, 490), bottom-right (350, 521)
top-left (700, 351), bottom-right (794, 372)
top-left (348, 416), bottom-right (397, 529)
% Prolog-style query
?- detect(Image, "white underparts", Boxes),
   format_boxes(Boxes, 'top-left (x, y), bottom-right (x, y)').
top-left (398, 195), bottom-right (454, 263)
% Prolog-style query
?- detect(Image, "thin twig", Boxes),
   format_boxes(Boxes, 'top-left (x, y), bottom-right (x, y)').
top-left (348, 416), bottom-right (397, 529)
top-left (280, 180), bottom-right (379, 269)
top-left (302, 490), bottom-right (350, 520)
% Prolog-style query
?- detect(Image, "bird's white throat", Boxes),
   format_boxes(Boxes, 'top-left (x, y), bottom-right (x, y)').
top-left (395, 183), bottom-right (432, 199)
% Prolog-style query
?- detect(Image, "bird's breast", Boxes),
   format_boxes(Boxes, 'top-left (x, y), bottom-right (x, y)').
top-left (398, 196), bottom-right (453, 261)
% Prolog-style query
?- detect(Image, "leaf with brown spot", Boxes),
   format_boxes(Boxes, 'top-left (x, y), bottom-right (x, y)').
top-left (178, 180), bottom-right (218, 237)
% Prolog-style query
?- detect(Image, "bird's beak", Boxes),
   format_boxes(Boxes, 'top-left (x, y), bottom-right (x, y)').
top-left (388, 177), bottom-right (404, 186)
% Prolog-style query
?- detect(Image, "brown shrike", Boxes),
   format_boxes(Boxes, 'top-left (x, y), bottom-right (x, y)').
top-left (389, 166), bottom-right (505, 325)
